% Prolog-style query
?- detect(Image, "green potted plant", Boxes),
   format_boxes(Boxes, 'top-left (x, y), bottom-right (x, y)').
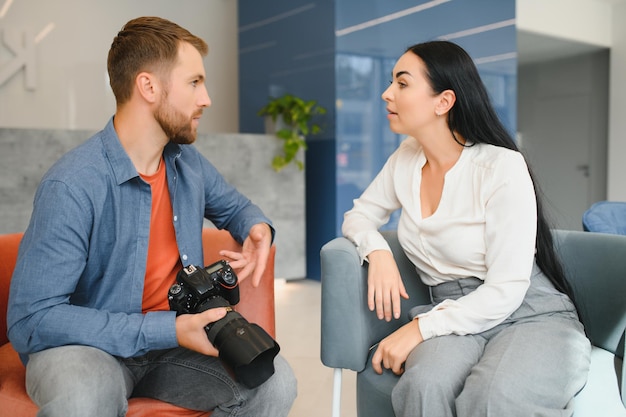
top-left (257, 94), bottom-right (326, 172)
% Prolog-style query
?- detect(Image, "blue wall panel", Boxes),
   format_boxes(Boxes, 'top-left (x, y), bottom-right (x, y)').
top-left (239, 0), bottom-right (516, 279)
top-left (239, 1), bottom-right (336, 279)
top-left (238, 1), bottom-right (336, 135)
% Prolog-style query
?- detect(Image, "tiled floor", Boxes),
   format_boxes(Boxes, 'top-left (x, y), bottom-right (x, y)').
top-left (275, 278), bottom-right (357, 417)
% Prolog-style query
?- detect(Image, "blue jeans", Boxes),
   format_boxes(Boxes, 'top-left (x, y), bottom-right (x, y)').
top-left (25, 346), bottom-right (296, 417)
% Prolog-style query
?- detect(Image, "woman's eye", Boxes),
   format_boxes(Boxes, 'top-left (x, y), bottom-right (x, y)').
top-left (389, 80), bottom-right (407, 88)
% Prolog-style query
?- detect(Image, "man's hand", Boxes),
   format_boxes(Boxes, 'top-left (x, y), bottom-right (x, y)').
top-left (219, 223), bottom-right (272, 287)
top-left (367, 250), bottom-right (409, 321)
top-left (175, 308), bottom-right (227, 356)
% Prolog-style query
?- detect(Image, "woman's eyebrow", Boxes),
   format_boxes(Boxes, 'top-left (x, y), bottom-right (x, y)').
top-left (393, 70), bottom-right (411, 79)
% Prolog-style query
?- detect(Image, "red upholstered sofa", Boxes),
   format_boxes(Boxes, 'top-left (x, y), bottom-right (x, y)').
top-left (0, 229), bottom-right (277, 417)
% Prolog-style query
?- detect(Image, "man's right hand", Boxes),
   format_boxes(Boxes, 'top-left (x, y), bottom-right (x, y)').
top-left (175, 308), bottom-right (227, 356)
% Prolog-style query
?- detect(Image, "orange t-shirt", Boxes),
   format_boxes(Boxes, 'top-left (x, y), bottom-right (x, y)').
top-left (140, 158), bottom-right (182, 313)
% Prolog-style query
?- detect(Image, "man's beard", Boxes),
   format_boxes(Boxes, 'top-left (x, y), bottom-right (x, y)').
top-left (155, 97), bottom-right (199, 145)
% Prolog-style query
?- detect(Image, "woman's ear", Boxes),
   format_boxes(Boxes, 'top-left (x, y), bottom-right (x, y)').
top-left (435, 89), bottom-right (456, 116)
top-left (135, 72), bottom-right (159, 104)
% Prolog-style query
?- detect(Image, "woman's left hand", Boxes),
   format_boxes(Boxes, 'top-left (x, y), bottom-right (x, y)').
top-left (372, 319), bottom-right (424, 375)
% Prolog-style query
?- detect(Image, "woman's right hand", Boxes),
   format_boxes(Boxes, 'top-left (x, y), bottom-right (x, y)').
top-left (367, 250), bottom-right (409, 321)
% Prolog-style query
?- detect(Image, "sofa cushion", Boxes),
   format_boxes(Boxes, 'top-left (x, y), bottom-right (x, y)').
top-left (127, 398), bottom-right (210, 417)
top-left (572, 346), bottom-right (626, 417)
top-left (0, 343), bottom-right (37, 417)
top-left (0, 233), bottom-right (23, 345)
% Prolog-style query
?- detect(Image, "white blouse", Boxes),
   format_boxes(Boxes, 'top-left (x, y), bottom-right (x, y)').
top-left (342, 137), bottom-right (538, 340)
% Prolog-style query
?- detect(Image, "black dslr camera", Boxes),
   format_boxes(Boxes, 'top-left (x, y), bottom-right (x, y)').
top-left (168, 260), bottom-right (280, 388)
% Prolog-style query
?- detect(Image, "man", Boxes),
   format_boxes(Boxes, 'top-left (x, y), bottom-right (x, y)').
top-left (7, 16), bottom-right (296, 417)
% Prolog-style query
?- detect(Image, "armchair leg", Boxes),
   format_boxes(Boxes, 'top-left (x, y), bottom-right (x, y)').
top-left (620, 348), bottom-right (626, 408)
top-left (332, 368), bottom-right (342, 417)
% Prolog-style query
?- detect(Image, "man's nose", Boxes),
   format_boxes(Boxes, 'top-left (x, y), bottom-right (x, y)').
top-left (199, 86), bottom-right (211, 107)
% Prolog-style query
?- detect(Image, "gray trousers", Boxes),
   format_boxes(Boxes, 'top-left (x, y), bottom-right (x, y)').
top-left (392, 265), bottom-right (591, 417)
top-left (25, 346), bottom-right (296, 417)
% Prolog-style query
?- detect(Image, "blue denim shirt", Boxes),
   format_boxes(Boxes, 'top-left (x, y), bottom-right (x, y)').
top-left (7, 118), bottom-right (273, 363)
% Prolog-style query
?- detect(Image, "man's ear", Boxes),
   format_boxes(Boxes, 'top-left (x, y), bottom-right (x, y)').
top-left (135, 72), bottom-right (160, 104)
top-left (435, 89), bottom-right (456, 116)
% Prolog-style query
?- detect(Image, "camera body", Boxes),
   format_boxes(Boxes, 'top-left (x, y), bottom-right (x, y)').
top-left (168, 260), bottom-right (280, 388)
top-left (168, 261), bottom-right (239, 314)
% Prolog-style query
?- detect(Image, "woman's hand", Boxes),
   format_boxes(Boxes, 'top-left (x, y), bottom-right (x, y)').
top-left (219, 223), bottom-right (272, 287)
top-left (175, 308), bottom-right (228, 356)
top-left (367, 250), bottom-right (409, 321)
top-left (372, 319), bottom-right (423, 375)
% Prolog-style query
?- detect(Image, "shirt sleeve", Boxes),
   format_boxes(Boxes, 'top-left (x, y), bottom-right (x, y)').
top-left (416, 151), bottom-right (537, 339)
top-left (7, 179), bottom-right (178, 359)
top-left (191, 148), bottom-right (274, 244)
top-left (342, 146), bottom-right (403, 263)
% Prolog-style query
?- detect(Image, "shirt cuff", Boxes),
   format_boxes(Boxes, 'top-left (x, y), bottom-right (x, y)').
top-left (356, 232), bottom-right (392, 264)
top-left (143, 310), bottom-right (179, 349)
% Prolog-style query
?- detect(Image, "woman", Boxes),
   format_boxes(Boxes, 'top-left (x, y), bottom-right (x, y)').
top-left (342, 40), bottom-right (590, 417)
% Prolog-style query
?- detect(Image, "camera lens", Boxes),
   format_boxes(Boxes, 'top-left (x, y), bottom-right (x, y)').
top-left (206, 311), bottom-right (280, 388)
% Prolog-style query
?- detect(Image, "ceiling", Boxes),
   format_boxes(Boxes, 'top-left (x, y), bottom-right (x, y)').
top-left (517, 30), bottom-right (608, 65)
top-left (517, 0), bottom-right (623, 65)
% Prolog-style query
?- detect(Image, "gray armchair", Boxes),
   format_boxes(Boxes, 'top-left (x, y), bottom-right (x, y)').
top-left (320, 230), bottom-right (626, 417)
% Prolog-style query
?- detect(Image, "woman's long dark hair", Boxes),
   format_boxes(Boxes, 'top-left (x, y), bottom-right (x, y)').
top-left (406, 40), bottom-right (573, 300)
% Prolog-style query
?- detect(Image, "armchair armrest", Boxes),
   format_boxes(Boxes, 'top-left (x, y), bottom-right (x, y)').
top-left (619, 329), bottom-right (626, 408)
top-left (321, 237), bottom-right (386, 371)
top-left (320, 232), bottom-right (430, 372)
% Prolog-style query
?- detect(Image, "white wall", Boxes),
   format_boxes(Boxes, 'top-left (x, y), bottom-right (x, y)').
top-left (518, 0), bottom-right (626, 201)
top-left (608, 2), bottom-right (626, 201)
top-left (0, 0), bottom-right (239, 133)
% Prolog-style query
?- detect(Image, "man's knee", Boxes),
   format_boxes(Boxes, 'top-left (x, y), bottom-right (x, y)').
top-left (246, 355), bottom-right (297, 416)
top-left (26, 346), bottom-right (128, 417)
top-left (265, 355), bottom-right (297, 405)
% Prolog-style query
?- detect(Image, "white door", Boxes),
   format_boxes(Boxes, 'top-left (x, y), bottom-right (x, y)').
top-left (521, 94), bottom-right (590, 231)
top-left (517, 51), bottom-right (608, 231)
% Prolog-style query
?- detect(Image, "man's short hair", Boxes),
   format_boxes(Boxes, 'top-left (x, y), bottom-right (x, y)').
top-left (107, 16), bottom-right (208, 104)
